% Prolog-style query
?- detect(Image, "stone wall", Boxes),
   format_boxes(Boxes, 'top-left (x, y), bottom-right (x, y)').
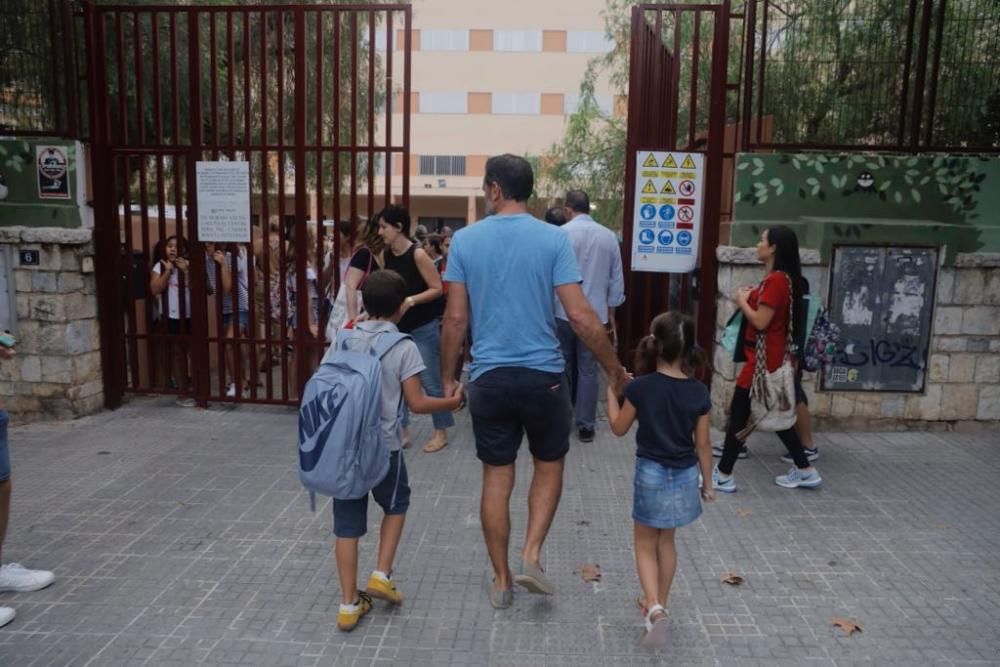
top-left (712, 246), bottom-right (1000, 431)
top-left (0, 226), bottom-right (103, 422)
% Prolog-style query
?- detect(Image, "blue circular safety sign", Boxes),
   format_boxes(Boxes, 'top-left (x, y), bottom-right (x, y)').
top-left (658, 230), bottom-right (674, 245)
top-left (659, 205), bottom-right (675, 221)
top-left (639, 229), bottom-right (655, 244)
top-left (640, 204), bottom-right (656, 220)
top-left (676, 231), bottom-right (692, 246)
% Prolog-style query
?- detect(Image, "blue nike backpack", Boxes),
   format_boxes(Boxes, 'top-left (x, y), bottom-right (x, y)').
top-left (298, 328), bottom-right (409, 508)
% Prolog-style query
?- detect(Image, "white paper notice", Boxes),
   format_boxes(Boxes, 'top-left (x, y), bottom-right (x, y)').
top-left (196, 161), bottom-right (251, 243)
top-left (629, 150), bottom-right (705, 274)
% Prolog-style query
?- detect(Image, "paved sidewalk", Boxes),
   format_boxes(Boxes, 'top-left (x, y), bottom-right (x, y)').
top-left (0, 398), bottom-right (997, 666)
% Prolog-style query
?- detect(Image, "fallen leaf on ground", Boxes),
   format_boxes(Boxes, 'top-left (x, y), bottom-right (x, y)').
top-left (577, 520), bottom-right (590, 527)
top-left (579, 563), bottom-right (602, 582)
top-left (831, 617), bottom-right (863, 635)
top-left (720, 572), bottom-right (744, 586)
top-left (736, 508), bottom-right (753, 517)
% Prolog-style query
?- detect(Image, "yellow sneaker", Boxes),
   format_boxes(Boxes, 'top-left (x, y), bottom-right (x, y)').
top-left (336, 592), bottom-right (372, 631)
top-left (366, 572), bottom-right (403, 604)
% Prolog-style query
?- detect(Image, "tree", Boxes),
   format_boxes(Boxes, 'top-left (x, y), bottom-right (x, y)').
top-left (542, 0), bottom-right (1000, 228)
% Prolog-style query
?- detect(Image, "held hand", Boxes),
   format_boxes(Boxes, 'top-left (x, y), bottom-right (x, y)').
top-left (161, 259), bottom-right (175, 273)
top-left (174, 257), bottom-right (190, 273)
top-left (608, 365), bottom-right (631, 398)
top-left (700, 485), bottom-right (715, 503)
top-left (212, 250), bottom-right (226, 265)
top-left (735, 286), bottom-right (752, 306)
top-left (450, 382), bottom-right (465, 409)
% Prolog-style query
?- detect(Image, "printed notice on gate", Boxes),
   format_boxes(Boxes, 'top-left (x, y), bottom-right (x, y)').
top-left (630, 150), bottom-right (705, 273)
top-left (196, 161), bottom-right (251, 243)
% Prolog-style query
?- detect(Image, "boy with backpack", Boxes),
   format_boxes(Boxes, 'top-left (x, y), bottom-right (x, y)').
top-left (306, 270), bottom-right (463, 632)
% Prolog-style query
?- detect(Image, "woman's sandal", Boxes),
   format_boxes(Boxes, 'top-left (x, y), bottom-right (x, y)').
top-left (640, 603), bottom-right (670, 648)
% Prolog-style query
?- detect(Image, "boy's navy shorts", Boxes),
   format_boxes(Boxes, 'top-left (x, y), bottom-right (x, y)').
top-left (332, 450), bottom-right (410, 538)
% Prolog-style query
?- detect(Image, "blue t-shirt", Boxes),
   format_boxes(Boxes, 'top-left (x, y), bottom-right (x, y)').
top-left (444, 213), bottom-right (582, 380)
top-left (623, 373), bottom-right (711, 468)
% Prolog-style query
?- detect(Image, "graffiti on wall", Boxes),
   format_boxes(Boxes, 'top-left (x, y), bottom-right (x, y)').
top-left (823, 246), bottom-right (937, 393)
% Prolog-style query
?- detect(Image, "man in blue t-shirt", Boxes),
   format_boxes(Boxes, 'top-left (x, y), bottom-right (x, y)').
top-left (441, 154), bottom-right (628, 609)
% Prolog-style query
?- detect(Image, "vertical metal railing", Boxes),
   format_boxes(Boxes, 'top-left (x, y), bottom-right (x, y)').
top-left (85, 3), bottom-right (411, 408)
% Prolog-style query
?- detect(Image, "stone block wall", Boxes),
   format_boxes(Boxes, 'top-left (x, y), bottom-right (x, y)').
top-left (712, 246), bottom-right (1000, 431)
top-left (0, 226), bottom-right (103, 422)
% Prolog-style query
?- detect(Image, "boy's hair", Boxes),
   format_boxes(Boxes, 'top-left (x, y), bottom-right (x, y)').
top-left (362, 270), bottom-right (407, 319)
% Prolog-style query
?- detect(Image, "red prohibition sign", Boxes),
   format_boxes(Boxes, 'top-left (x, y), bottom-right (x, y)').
top-left (678, 205), bottom-right (694, 222)
top-left (679, 180), bottom-right (695, 196)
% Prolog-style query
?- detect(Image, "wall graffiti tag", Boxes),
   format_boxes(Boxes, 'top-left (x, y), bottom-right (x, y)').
top-left (823, 246), bottom-right (937, 393)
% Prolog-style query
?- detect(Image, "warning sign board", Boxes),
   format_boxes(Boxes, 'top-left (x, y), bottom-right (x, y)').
top-left (630, 150), bottom-right (705, 273)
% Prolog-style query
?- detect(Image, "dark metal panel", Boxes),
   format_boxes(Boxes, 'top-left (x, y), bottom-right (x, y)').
top-left (824, 246), bottom-right (937, 393)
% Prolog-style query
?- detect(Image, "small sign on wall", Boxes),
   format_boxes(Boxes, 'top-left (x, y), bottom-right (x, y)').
top-left (18, 250), bottom-right (40, 266)
top-left (36, 145), bottom-right (71, 200)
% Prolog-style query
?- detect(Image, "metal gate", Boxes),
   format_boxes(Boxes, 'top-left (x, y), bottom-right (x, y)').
top-left (619, 3), bottom-right (731, 360)
top-left (84, 3), bottom-right (411, 407)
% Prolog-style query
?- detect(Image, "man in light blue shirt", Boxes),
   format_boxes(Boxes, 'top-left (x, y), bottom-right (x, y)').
top-left (441, 155), bottom-right (628, 610)
top-left (554, 190), bottom-right (626, 442)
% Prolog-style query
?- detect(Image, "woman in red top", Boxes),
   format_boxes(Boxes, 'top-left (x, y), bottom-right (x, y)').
top-left (713, 226), bottom-right (822, 492)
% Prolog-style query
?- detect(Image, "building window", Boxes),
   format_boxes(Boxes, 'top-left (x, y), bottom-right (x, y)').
top-left (567, 31), bottom-right (615, 54)
top-left (493, 29), bottom-right (543, 52)
top-left (419, 156), bottom-right (467, 176)
top-left (421, 29), bottom-right (469, 51)
top-left (564, 93), bottom-right (614, 116)
top-left (492, 92), bottom-right (541, 115)
top-left (419, 92), bottom-right (468, 114)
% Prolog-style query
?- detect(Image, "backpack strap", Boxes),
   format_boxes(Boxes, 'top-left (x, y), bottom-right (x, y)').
top-left (371, 331), bottom-right (411, 359)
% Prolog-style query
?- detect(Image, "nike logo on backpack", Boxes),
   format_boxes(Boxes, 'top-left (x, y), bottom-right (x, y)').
top-left (299, 385), bottom-right (348, 472)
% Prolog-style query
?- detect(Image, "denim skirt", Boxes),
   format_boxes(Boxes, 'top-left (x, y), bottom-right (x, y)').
top-left (632, 458), bottom-right (702, 529)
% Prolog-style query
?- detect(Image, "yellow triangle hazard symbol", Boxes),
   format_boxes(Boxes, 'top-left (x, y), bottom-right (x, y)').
top-left (661, 180), bottom-right (676, 194)
top-left (642, 153), bottom-right (659, 168)
top-left (662, 154), bottom-right (677, 168)
top-left (681, 154), bottom-right (696, 169)
top-left (641, 179), bottom-right (657, 194)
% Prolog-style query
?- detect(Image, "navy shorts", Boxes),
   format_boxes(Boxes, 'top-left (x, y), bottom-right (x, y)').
top-left (0, 411), bottom-right (9, 482)
top-left (332, 450), bottom-right (410, 538)
top-left (467, 367), bottom-right (572, 466)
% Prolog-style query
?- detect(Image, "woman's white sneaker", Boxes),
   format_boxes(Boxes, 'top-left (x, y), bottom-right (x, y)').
top-left (775, 467), bottom-right (822, 489)
top-left (0, 563), bottom-right (55, 593)
top-left (0, 606), bottom-right (14, 628)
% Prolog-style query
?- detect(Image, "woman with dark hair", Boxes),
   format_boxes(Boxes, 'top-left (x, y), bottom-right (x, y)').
top-left (713, 226), bottom-right (822, 492)
top-left (377, 204), bottom-right (453, 453)
top-left (342, 214), bottom-right (384, 325)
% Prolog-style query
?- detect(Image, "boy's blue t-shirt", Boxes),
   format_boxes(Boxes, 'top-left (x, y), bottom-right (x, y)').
top-left (444, 213), bottom-right (582, 381)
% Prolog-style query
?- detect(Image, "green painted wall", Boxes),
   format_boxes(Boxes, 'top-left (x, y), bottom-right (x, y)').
top-left (0, 139), bottom-right (81, 228)
top-left (731, 153), bottom-right (1000, 263)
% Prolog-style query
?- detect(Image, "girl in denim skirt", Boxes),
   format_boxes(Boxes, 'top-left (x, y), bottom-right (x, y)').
top-left (606, 311), bottom-right (715, 648)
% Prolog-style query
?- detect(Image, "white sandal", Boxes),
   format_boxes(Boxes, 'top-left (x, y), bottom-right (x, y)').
top-left (641, 603), bottom-right (670, 648)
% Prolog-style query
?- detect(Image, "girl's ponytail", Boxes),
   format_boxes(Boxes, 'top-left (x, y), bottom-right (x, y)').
top-left (634, 334), bottom-right (660, 376)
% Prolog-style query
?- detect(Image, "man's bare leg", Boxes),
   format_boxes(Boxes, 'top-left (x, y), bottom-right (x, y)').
top-left (481, 463), bottom-right (515, 589)
top-left (521, 457), bottom-right (564, 567)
